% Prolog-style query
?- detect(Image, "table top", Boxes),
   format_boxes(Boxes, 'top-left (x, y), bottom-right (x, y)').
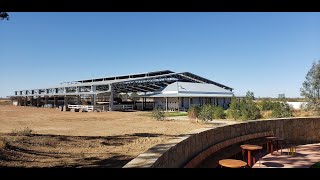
top-left (219, 159), bottom-right (247, 168)
top-left (240, 144), bottom-right (263, 150)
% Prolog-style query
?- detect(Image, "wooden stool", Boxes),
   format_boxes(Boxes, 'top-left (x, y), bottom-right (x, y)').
top-left (240, 144), bottom-right (262, 167)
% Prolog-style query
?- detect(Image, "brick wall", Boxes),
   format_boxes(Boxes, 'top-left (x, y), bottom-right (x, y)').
top-left (123, 117), bottom-right (320, 168)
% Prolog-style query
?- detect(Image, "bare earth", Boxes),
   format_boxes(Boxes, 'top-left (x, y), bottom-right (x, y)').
top-left (0, 105), bottom-right (214, 167)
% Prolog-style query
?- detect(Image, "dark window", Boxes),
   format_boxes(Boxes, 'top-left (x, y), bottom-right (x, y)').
top-left (181, 97), bottom-right (184, 107)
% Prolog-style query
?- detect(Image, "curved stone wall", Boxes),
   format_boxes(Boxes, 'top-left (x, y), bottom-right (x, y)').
top-left (123, 117), bottom-right (320, 168)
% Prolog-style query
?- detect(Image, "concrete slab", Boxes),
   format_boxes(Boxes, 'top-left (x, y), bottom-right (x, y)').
top-left (253, 143), bottom-right (320, 168)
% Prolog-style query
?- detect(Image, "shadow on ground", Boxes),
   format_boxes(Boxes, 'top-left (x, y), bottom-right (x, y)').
top-left (0, 132), bottom-right (177, 168)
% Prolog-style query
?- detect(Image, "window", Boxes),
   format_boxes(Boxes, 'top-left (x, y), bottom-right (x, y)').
top-left (181, 97), bottom-right (184, 107)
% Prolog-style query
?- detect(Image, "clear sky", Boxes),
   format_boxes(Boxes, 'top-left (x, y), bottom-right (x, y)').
top-left (1, 12), bottom-right (320, 98)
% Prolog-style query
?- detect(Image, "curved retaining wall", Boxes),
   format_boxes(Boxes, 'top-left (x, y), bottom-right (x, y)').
top-left (123, 117), bottom-right (320, 168)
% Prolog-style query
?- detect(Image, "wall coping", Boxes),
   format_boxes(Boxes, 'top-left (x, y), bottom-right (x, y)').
top-left (123, 117), bottom-right (320, 168)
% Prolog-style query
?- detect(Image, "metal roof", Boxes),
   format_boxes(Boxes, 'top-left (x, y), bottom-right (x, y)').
top-left (139, 93), bottom-right (234, 98)
top-left (161, 82), bottom-right (232, 93)
top-left (138, 82), bottom-right (233, 98)
top-left (70, 70), bottom-right (174, 84)
top-left (13, 70), bottom-right (234, 96)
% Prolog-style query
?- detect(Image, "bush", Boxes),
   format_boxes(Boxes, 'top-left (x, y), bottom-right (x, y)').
top-left (188, 106), bottom-right (200, 119)
top-left (227, 96), bottom-right (241, 120)
top-left (212, 106), bottom-right (225, 119)
top-left (239, 99), bottom-right (261, 120)
top-left (259, 100), bottom-right (274, 111)
top-left (271, 102), bottom-right (293, 118)
top-left (151, 108), bottom-right (165, 121)
top-left (227, 94), bottom-right (260, 120)
top-left (11, 127), bottom-right (33, 136)
top-left (311, 162), bottom-right (320, 168)
top-left (198, 104), bottom-right (214, 121)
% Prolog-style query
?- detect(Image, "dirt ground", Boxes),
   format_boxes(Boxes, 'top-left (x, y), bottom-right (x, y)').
top-left (0, 105), bottom-right (215, 168)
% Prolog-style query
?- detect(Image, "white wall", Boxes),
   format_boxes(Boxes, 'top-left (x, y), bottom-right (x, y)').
top-left (154, 97), bottom-right (180, 110)
top-left (287, 102), bottom-right (308, 110)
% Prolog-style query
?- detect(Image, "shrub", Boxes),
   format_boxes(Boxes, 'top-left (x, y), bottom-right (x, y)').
top-left (239, 99), bottom-right (261, 120)
top-left (259, 100), bottom-right (274, 111)
top-left (227, 96), bottom-right (241, 120)
top-left (271, 102), bottom-right (293, 118)
top-left (151, 108), bottom-right (165, 121)
top-left (311, 162), bottom-right (320, 168)
top-left (212, 106), bottom-right (225, 119)
top-left (188, 106), bottom-right (200, 119)
top-left (11, 127), bottom-right (33, 136)
top-left (198, 104), bottom-right (214, 121)
top-left (227, 94), bottom-right (260, 120)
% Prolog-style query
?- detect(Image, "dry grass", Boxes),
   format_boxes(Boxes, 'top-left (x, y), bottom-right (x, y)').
top-left (0, 138), bottom-right (7, 150)
top-left (293, 110), bottom-right (317, 117)
top-left (0, 105), bottom-right (214, 167)
top-left (261, 110), bottom-right (273, 119)
top-left (260, 110), bottom-right (317, 119)
top-left (0, 100), bottom-right (11, 106)
top-left (11, 127), bottom-right (33, 136)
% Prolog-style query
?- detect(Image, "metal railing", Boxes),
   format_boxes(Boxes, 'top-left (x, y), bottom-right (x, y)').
top-left (68, 105), bottom-right (94, 112)
top-left (113, 104), bottom-right (134, 111)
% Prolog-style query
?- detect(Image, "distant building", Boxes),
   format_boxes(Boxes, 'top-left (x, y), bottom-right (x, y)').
top-left (287, 102), bottom-right (308, 110)
top-left (11, 70), bottom-right (234, 111)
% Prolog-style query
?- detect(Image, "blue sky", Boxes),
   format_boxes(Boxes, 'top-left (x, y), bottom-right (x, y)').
top-left (1, 12), bottom-right (320, 98)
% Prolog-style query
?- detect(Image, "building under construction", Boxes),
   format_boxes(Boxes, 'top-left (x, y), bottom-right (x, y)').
top-left (11, 70), bottom-right (234, 112)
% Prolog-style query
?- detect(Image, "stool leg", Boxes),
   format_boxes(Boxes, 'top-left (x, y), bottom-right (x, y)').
top-left (242, 149), bottom-right (245, 161)
top-left (258, 150), bottom-right (261, 167)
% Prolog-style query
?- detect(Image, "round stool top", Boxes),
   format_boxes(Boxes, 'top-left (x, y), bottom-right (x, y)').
top-left (219, 159), bottom-right (247, 168)
top-left (240, 144), bottom-right (263, 150)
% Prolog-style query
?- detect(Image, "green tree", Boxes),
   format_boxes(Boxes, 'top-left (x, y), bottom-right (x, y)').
top-left (212, 106), bottom-right (225, 119)
top-left (227, 95), bottom-right (241, 120)
top-left (239, 98), bottom-right (261, 120)
top-left (259, 99), bottom-right (274, 111)
top-left (0, 12), bottom-right (9, 20)
top-left (246, 91), bottom-right (255, 100)
top-left (300, 60), bottom-right (320, 114)
top-left (271, 102), bottom-right (293, 118)
top-left (198, 104), bottom-right (214, 121)
top-left (228, 91), bottom-right (260, 120)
